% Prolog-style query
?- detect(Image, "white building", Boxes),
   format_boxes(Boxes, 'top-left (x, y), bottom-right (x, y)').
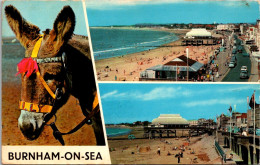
top-left (185, 28), bottom-right (212, 38)
top-left (217, 24), bottom-right (236, 31)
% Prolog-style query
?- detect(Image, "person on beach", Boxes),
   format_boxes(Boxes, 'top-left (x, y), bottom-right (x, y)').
top-left (177, 153), bottom-right (181, 163)
top-left (157, 146), bottom-right (161, 155)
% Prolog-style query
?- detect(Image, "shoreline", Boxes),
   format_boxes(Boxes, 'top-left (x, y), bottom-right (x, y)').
top-left (106, 127), bottom-right (133, 137)
top-left (92, 27), bottom-right (183, 61)
top-left (107, 127), bottom-right (144, 139)
top-left (94, 27), bottom-right (219, 81)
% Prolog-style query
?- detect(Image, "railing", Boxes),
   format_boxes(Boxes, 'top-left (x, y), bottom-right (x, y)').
top-left (215, 140), bottom-right (226, 162)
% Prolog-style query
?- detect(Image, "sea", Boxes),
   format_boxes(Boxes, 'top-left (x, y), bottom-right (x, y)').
top-left (90, 28), bottom-right (179, 60)
top-left (106, 127), bottom-right (132, 137)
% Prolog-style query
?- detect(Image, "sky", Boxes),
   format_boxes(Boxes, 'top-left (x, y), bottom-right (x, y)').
top-left (86, 0), bottom-right (259, 26)
top-left (2, 1), bottom-right (88, 37)
top-left (99, 83), bottom-right (260, 124)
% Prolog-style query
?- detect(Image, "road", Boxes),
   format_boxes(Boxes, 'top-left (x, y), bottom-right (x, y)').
top-left (222, 36), bottom-right (251, 82)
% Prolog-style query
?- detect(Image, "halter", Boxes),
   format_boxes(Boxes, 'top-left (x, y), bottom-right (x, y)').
top-left (18, 35), bottom-right (100, 145)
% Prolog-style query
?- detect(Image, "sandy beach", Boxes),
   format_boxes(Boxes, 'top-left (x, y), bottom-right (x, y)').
top-left (108, 132), bottom-right (221, 164)
top-left (95, 28), bottom-right (222, 81)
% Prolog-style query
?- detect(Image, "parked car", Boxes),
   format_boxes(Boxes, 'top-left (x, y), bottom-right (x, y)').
top-left (231, 55), bottom-right (237, 62)
top-left (238, 46), bottom-right (243, 53)
top-left (241, 66), bottom-right (248, 71)
top-left (240, 70), bottom-right (249, 79)
top-left (232, 49), bottom-right (237, 54)
top-left (243, 52), bottom-right (250, 57)
top-left (256, 129), bottom-right (260, 136)
top-left (229, 61), bottom-right (236, 68)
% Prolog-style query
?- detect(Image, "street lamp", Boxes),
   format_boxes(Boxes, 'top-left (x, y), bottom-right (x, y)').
top-left (253, 91), bottom-right (256, 165)
top-left (228, 106), bottom-right (232, 151)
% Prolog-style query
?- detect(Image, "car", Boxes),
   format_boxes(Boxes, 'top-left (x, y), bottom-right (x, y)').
top-left (229, 61), bottom-right (236, 68)
top-left (240, 70), bottom-right (249, 79)
top-left (232, 49), bottom-right (237, 54)
top-left (241, 66), bottom-right (247, 71)
top-left (238, 46), bottom-right (243, 53)
top-left (256, 129), bottom-right (260, 136)
top-left (231, 56), bottom-right (237, 62)
top-left (243, 52), bottom-right (249, 57)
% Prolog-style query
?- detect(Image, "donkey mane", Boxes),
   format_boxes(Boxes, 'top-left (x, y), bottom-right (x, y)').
top-left (68, 35), bottom-right (91, 60)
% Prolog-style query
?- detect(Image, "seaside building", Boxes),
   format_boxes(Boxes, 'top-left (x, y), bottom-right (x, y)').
top-left (139, 55), bottom-right (204, 81)
top-left (151, 114), bottom-right (189, 128)
top-left (236, 113), bottom-right (247, 128)
top-left (217, 113), bottom-right (229, 131)
top-left (144, 114), bottom-right (190, 138)
top-left (188, 120), bottom-right (198, 126)
top-left (182, 28), bottom-right (218, 45)
top-left (217, 24), bottom-right (236, 31)
top-left (247, 107), bottom-right (260, 128)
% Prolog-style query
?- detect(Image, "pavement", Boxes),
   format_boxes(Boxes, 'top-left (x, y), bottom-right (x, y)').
top-left (222, 147), bottom-right (243, 164)
top-left (216, 141), bottom-right (243, 165)
top-left (214, 43), bottom-right (231, 82)
top-left (244, 45), bottom-right (259, 82)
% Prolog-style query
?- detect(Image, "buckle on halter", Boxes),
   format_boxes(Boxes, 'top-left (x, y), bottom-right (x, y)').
top-left (44, 114), bottom-right (57, 126)
top-left (55, 87), bottom-right (63, 101)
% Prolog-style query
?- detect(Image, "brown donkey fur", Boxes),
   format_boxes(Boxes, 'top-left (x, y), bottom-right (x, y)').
top-left (5, 5), bottom-right (105, 145)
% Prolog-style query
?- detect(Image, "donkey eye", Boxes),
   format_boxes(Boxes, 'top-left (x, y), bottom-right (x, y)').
top-left (44, 73), bottom-right (56, 81)
top-left (44, 73), bottom-right (63, 81)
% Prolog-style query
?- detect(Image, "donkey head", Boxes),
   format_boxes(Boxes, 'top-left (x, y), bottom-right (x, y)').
top-left (5, 5), bottom-right (75, 140)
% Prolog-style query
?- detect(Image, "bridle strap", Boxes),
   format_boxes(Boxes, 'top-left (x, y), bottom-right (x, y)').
top-left (36, 71), bottom-right (56, 99)
top-left (31, 35), bottom-right (43, 58)
top-left (19, 100), bottom-right (53, 113)
top-left (50, 94), bottom-right (100, 146)
top-left (32, 34), bottom-right (56, 100)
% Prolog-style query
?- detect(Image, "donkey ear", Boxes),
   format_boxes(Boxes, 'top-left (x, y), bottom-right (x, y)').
top-left (5, 5), bottom-right (40, 48)
top-left (53, 6), bottom-right (75, 43)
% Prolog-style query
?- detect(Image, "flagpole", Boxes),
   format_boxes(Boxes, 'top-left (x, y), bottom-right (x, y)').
top-left (216, 115), bottom-right (218, 142)
top-left (186, 47), bottom-right (189, 81)
top-left (253, 90), bottom-right (256, 165)
top-left (176, 64), bottom-right (177, 82)
top-left (230, 108), bottom-right (232, 151)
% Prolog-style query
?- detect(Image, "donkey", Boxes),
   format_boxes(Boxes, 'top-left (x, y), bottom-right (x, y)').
top-left (5, 5), bottom-right (105, 145)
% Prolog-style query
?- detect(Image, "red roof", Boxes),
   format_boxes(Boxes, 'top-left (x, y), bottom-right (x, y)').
top-left (164, 55), bottom-right (197, 66)
top-left (236, 113), bottom-right (247, 119)
top-left (241, 113), bottom-right (247, 118)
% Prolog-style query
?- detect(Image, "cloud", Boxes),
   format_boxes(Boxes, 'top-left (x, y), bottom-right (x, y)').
top-left (101, 84), bottom-right (258, 101)
top-left (183, 98), bottom-right (245, 107)
top-left (101, 90), bottom-right (118, 99)
top-left (101, 86), bottom-right (190, 101)
top-left (137, 87), bottom-right (183, 100)
top-left (192, 84), bottom-right (259, 96)
top-left (86, 0), bottom-right (258, 10)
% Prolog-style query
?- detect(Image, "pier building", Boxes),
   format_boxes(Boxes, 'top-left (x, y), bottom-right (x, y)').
top-left (182, 28), bottom-right (218, 45)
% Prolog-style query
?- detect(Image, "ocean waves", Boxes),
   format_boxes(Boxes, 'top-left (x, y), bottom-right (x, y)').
top-left (90, 28), bottom-right (178, 60)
